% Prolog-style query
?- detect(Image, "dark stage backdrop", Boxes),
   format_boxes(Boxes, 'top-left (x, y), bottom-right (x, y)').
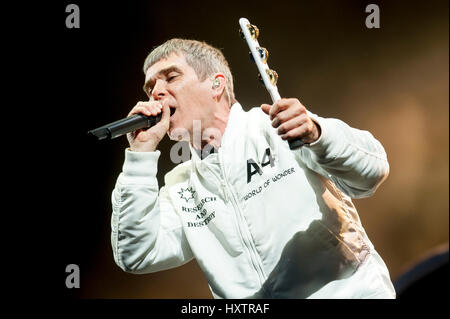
top-left (17, 0), bottom-right (448, 299)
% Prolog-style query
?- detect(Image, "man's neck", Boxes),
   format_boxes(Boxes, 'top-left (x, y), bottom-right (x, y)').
top-left (192, 103), bottom-right (231, 151)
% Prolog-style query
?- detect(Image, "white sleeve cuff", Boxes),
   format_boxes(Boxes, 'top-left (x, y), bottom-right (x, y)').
top-left (121, 148), bottom-right (161, 181)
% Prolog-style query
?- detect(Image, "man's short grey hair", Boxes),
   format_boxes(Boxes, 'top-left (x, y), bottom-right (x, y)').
top-left (143, 38), bottom-right (236, 105)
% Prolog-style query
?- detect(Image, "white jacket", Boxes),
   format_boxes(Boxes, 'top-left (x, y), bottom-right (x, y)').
top-left (111, 103), bottom-right (396, 299)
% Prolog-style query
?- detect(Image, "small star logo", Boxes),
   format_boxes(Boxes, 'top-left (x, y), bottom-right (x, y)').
top-left (178, 187), bottom-right (196, 202)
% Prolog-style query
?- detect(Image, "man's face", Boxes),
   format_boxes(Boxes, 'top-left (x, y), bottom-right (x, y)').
top-left (143, 52), bottom-right (214, 139)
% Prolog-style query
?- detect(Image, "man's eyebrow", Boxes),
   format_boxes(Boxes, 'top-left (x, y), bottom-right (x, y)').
top-left (142, 65), bottom-right (183, 94)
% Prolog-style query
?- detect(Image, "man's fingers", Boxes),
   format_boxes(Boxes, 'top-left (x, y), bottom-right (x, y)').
top-left (260, 104), bottom-right (271, 115)
top-left (280, 121), bottom-right (315, 141)
top-left (262, 99), bottom-right (302, 119)
top-left (129, 106), bottom-right (150, 117)
top-left (280, 124), bottom-right (305, 140)
top-left (276, 115), bottom-right (306, 135)
top-left (261, 97), bottom-right (319, 144)
top-left (269, 100), bottom-right (290, 120)
top-left (271, 107), bottom-right (305, 128)
top-left (128, 101), bottom-right (162, 117)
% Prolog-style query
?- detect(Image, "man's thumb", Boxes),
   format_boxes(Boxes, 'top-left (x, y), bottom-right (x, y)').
top-left (261, 103), bottom-right (271, 115)
top-left (160, 100), bottom-right (171, 122)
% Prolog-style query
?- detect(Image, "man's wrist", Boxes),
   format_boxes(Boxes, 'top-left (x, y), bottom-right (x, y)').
top-left (129, 142), bottom-right (158, 152)
top-left (301, 120), bottom-right (322, 145)
top-left (309, 120), bottom-right (322, 143)
top-left (304, 117), bottom-right (326, 149)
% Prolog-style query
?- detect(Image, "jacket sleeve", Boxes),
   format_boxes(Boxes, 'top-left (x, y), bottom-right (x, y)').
top-left (293, 111), bottom-right (390, 199)
top-left (111, 149), bottom-right (194, 274)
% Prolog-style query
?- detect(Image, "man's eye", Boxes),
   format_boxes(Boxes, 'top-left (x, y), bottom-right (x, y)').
top-left (168, 74), bottom-right (178, 81)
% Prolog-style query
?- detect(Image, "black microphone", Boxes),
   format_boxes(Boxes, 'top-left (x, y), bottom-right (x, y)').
top-left (88, 113), bottom-right (162, 141)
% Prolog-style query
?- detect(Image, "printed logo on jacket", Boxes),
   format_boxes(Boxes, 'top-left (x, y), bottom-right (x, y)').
top-left (245, 147), bottom-right (296, 201)
top-left (178, 187), bottom-right (217, 228)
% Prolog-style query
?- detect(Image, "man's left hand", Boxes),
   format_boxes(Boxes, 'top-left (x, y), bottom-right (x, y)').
top-left (261, 98), bottom-right (321, 144)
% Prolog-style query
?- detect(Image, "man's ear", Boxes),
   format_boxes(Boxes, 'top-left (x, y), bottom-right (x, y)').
top-left (211, 74), bottom-right (226, 100)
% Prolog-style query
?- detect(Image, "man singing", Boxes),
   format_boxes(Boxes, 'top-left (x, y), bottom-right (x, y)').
top-left (110, 38), bottom-right (396, 298)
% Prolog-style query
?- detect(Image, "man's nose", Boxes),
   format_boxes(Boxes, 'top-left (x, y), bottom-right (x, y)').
top-left (151, 79), bottom-right (167, 100)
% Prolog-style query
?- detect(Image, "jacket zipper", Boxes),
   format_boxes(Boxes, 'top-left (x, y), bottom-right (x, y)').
top-left (218, 152), bottom-right (267, 286)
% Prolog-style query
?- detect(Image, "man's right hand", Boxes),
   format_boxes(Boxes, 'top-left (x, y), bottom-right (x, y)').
top-left (126, 100), bottom-right (171, 152)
